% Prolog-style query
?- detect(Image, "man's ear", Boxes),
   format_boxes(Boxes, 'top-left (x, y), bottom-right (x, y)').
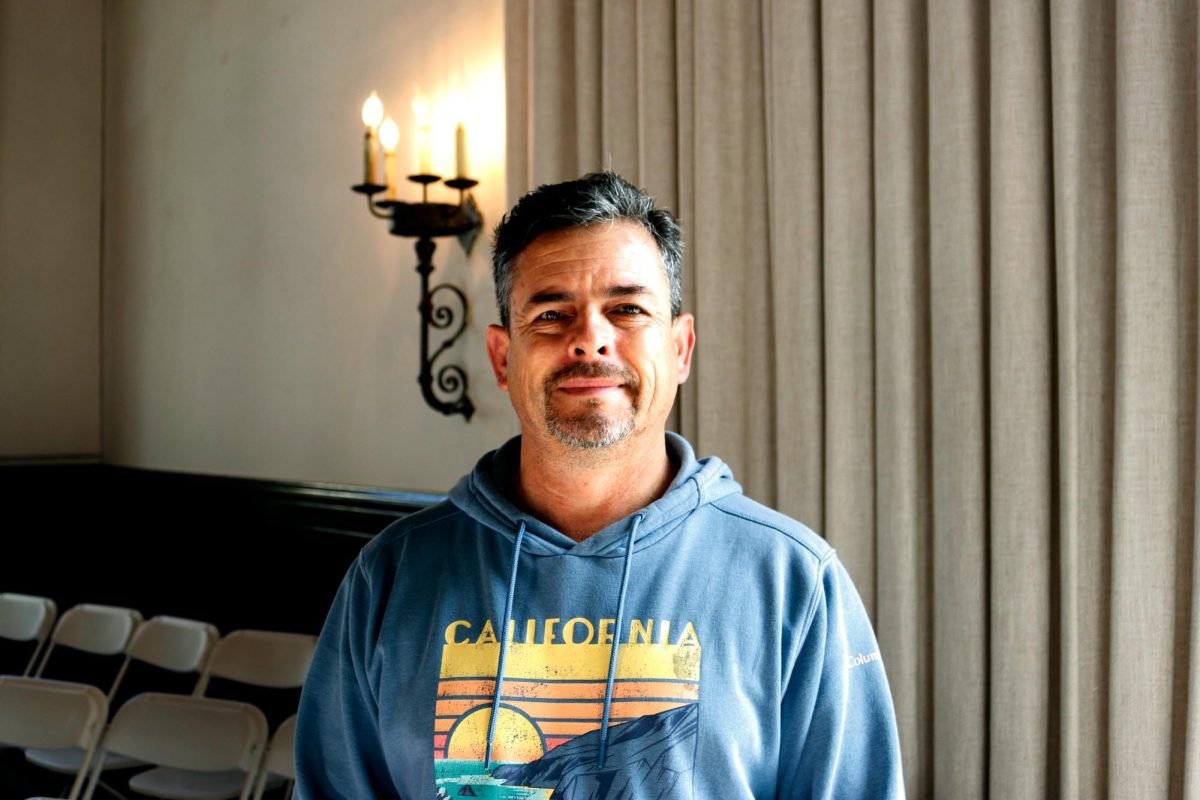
top-left (486, 324), bottom-right (512, 390)
top-left (673, 313), bottom-right (696, 383)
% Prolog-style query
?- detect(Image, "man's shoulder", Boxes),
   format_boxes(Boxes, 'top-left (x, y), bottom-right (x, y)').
top-left (357, 498), bottom-right (466, 567)
top-left (706, 492), bottom-right (835, 566)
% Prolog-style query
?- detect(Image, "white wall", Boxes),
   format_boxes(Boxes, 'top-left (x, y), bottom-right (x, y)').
top-left (0, 0), bottom-right (103, 458)
top-left (102, 0), bottom-right (515, 491)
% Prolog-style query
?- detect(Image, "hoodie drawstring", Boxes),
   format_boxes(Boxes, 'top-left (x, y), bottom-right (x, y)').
top-left (597, 513), bottom-right (642, 769)
top-left (484, 519), bottom-right (526, 770)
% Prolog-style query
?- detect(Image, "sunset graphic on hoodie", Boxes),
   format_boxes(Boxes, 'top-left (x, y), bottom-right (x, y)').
top-left (433, 616), bottom-right (701, 799)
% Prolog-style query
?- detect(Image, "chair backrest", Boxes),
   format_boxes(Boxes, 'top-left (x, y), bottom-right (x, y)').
top-left (126, 615), bottom-right (219, 673)
top-left (36, 603), bottom-right (143, 670)
top-left (251, 714), bottom-right (296, 800)
top-left (0, 676), bottom-right (107, 800)
top-left (86, 693), bottom-right (267, 800)
top-left (0, 592), bottom-right (57, 675)
top-left (196, 630), bottom-right (317, 693)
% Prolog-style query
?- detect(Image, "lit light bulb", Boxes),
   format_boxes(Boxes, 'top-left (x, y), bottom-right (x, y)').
top-left (361, 91), bottom-right (384, 129)
top-left (379, 118), bottom-right (399, 152)
top-left (411, 95), bottom-right (429, 123)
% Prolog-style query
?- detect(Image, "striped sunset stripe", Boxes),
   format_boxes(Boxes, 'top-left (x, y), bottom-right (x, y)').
top-left (438, 642), bottom-right (701, 681)
top-left (432, 641), bottom-right (702, 760)
top-left (437, 697), bottom-right (692, 721)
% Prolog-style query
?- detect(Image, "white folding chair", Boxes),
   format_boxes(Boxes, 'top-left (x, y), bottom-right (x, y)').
top-left (0, 676), bottom-right (107, 800)
top-left (82, 693), bottom-right (268, 800)
top-left (163, 630), bottom-right (315, 800)
top-left (34, 603), bottom-right (144, 686)
top-left (0, 592), bottom-right (58, 675)
top-left (27, 615), bottom-right (219, 777)
top-left (249, 715), bottom-right (295, 800)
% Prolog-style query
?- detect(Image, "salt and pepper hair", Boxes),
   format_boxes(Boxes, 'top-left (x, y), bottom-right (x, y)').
top-left (490, 172), bottom-right (683, 328)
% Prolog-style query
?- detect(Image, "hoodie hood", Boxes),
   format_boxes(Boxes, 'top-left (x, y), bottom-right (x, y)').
top-left (448, 431), bottom-right (742, 557)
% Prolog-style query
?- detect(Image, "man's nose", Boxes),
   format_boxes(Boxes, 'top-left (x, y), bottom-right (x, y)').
top-left (569, 310), bottom-right (612, 357)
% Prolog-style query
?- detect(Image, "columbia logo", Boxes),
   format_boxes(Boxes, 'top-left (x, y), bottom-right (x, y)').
top-left (847, 650), bottom-right (881, 670)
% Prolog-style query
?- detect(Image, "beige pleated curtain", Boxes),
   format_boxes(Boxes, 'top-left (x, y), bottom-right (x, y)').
top-left (506, 1), bottom-right (1198, 797)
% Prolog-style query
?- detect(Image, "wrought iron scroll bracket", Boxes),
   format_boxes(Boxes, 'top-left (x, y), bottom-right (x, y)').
top-left (415, 237), bottom-right (475, 420)
top-left (352, 176), bottom-right (481, 420)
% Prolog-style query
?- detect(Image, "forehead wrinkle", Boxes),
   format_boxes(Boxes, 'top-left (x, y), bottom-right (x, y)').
top-left (517, 222), bottom-right (661, 271)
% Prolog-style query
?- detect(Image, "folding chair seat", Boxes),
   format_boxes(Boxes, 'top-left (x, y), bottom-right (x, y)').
top-left (0, 592), bottom-right (57, 675)
top-left (250, 715), bottom-right (295, 800)
top-left (82, 693), bottom-right (267, 800)
top-left (27, 615), bottom-right (219, 777)
top-left (0, 676), bottom-right (107, 800)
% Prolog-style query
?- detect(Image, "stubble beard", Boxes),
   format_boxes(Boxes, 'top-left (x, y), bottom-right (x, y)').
top-left (543, 363), bottom-right (640, 450)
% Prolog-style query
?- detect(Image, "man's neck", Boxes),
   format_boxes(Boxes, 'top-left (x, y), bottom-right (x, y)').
top-left (514, 433), bottom-right (675, 541)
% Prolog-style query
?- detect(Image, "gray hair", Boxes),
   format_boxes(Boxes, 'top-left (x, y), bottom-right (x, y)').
top-left (491, 172), bottom-right (683, 328)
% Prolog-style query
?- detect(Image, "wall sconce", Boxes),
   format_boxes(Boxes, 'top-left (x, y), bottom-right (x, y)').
top-left (352, 91), bottom-right (480, 421)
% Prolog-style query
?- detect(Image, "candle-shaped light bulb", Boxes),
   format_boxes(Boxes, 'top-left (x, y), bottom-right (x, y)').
top-left (410, 95), bottom-right (428, 123)
top-left (455, 122), bottom-right (468, 179)
top-left (379, 118), bottom-right (400, 152)
top-left (379, 117), bottom-right (400, 200)
top-left (361, 91), bottom-right (384, 129)
top-left (446, 91), bottom-right (468, 178)
top-left (360, 91), bottom-right (384, 185)
top-left (412, 95), bottom-right (433, 176)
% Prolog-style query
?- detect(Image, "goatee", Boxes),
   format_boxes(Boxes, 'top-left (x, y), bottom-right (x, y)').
top-left (543, 363), bottom-right (640, 449)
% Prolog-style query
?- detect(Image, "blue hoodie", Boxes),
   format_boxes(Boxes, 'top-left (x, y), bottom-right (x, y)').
top-left (295, 434), bottom-right (904, 799)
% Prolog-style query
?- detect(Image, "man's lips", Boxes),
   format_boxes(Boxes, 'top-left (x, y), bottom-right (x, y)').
top-left (544, 363), bottom-right (639, 397)
top-left (555, 378), bottom-right (625, 395)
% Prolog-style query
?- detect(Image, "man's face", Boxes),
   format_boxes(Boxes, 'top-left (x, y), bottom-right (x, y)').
top-left (486, 221), bottom-right (694, 451)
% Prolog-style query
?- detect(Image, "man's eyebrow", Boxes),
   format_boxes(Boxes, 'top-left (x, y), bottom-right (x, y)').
top-left (524, 291), bottom-right (573, 308)
top-left (524, 285), bottom-right (649, 309)
top-left (607, 284), bottom-right (649, 298)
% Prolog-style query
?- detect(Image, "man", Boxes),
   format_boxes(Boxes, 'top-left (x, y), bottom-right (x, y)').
top-left (295, 172), bottom-right (904, 799)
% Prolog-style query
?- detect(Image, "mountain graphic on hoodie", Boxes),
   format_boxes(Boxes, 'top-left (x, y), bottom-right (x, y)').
top-left (490, 703), bottom-right (699, 800)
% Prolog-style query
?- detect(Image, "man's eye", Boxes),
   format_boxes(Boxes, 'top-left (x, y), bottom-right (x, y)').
top-left (536, 310), bottom-right (567, 321)
top-left (614, 305), bottom-right (645, 315)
